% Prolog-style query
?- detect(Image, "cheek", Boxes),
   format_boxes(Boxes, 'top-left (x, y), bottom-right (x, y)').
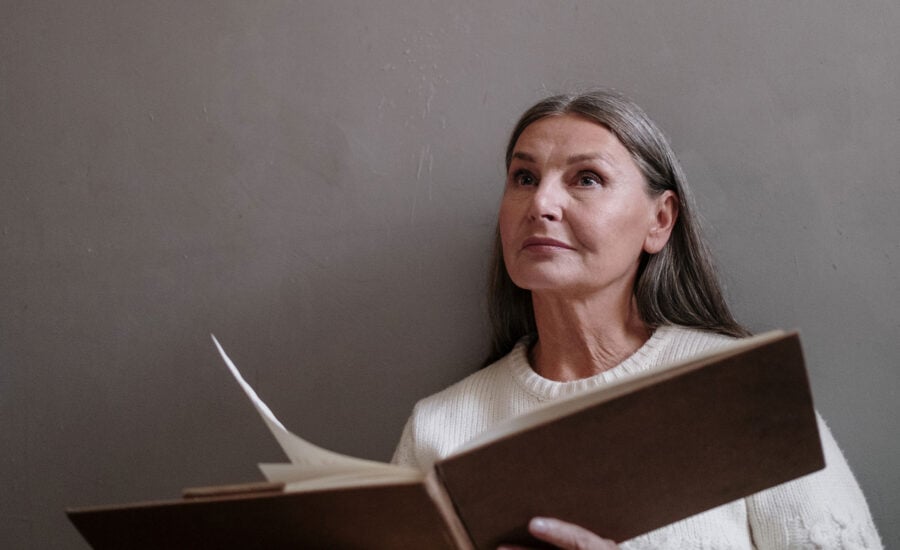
top-left (569, 205), bottom-right (646, 253)
top-left (566, 208), bottom-right (605, 246)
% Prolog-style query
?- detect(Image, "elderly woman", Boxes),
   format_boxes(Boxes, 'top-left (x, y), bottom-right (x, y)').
top-left (392, 90), bottom-right (881, 549)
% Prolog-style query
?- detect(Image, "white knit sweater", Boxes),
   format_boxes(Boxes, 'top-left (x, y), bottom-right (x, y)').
top-left (392, 325), bottom-right (882, 549)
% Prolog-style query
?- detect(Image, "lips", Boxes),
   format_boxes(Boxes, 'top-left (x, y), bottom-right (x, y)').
top-left (521, 236), bottom-right (575, 250)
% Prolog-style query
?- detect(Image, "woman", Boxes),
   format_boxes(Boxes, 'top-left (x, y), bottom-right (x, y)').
top-left (392, 90), bottom-right (882, 549)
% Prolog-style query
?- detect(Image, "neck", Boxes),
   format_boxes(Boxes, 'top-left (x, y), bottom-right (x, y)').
top-left (529, 289), bottom-right (650, 382)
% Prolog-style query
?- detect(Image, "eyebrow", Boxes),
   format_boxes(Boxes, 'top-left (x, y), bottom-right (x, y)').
top-left (511, 152), bottom-right (537, 163)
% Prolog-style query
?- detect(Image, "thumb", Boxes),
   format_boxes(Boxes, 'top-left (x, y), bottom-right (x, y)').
top-left (528, 517), bottom-right (619, 550)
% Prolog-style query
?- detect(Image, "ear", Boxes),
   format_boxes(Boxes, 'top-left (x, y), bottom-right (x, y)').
top-left (643, 190), bottom-right (679, 254)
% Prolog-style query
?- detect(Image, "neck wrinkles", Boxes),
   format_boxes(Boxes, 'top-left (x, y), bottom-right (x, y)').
top-left (529, 290), bottom-right (650, 381)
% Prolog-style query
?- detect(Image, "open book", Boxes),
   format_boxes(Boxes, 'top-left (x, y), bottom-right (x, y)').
top-left (68, 330), bottom-right (824, 549)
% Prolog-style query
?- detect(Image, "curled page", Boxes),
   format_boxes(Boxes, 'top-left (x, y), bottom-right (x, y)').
top-left (211, 335), bottom-right (412, 481)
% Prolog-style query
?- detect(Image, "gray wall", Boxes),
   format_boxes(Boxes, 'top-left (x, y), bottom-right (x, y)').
top-left (2, 1), bottom-right (898, 547)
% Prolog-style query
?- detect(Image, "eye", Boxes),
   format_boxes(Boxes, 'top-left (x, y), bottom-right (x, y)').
top-left (511, 169), bottom-right (538, 187)
top-left (574, 171), bottom-right (603, 187)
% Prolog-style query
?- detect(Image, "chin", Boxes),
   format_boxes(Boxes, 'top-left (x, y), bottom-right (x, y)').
top-left (508, 271), bottom-right (580, 293)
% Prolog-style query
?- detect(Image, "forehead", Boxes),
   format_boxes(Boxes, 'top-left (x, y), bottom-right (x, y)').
top-left (513, 114), bottom-right (630, 159)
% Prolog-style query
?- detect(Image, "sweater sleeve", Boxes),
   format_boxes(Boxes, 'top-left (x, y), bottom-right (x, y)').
top-left (747, 413), bottom-right (882, 549)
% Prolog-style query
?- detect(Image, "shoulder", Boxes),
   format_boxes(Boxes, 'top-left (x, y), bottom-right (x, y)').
top-left (392, 342), bottom-right (534, 467)
top-left (411, 344), bottom-right (524, 421)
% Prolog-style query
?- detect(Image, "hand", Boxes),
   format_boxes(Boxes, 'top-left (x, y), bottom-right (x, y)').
top-left (498, 517), bottom-right (620, 550)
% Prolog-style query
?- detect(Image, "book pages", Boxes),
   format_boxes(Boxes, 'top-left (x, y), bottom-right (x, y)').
top-left (211, 335), bottom-right (416, 483)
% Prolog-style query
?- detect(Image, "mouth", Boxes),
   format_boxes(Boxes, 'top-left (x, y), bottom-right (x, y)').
top-left (521, 236), bottom-right (575, 251)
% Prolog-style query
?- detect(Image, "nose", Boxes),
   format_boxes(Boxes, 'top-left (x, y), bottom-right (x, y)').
top-left (528, 178), bottom-right (564, 222)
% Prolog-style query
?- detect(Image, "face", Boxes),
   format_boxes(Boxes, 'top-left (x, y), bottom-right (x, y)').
top-left (499, 114), bottom-right (676, 299)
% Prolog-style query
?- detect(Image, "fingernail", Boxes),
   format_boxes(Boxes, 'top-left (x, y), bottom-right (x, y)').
top-left (530, 517), bottom-right (551, 533)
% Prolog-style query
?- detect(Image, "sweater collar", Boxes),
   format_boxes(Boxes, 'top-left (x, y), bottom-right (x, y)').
top-left (505, 325), bottom-right (675, 401)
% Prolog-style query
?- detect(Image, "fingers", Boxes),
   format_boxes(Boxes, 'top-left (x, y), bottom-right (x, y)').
top-left (527, 517), bottom-right (619, 550)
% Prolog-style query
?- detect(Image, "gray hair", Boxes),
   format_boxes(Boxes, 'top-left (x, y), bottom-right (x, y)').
top-left (485, 90), bottom-right (748, 366)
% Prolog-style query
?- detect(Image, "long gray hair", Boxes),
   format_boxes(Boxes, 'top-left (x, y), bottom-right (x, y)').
top-left (484, 90), bottom-right (748, 366)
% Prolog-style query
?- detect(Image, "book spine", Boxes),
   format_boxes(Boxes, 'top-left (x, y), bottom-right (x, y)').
top-left (424, 469), bottom-right (475, 550)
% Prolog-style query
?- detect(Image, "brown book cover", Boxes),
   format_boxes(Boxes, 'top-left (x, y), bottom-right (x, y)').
top-left (68, 475), bottom-right (466, 549)
top-left (434, 331), bottom-right (823, 548)
top-left (67, 330), bottom-right (824, 549)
